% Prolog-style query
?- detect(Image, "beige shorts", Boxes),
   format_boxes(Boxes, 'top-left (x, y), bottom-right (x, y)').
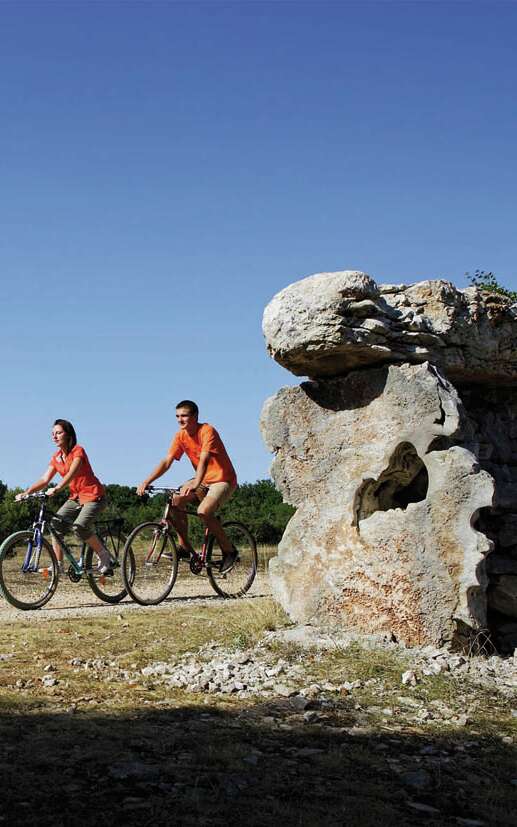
top-left (51, 496), bottom-right (107, 542)
top-left (186, 480), bottom-right (237, 510)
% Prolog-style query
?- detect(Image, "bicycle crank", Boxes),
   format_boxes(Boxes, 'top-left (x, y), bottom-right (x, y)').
top-left (189, 554), bottom-right (203, 575)
top-left (67, 566), bottom-right (82, 583)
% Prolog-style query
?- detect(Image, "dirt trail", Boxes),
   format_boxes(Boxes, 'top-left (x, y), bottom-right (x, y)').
top-left (0, 570), bottom-right (271, 622)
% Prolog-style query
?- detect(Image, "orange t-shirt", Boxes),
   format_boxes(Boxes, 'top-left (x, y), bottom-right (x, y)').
top-left (50, 445), bottom-right (105, 504)
top-left (169, 423), bottom-right (237, 486)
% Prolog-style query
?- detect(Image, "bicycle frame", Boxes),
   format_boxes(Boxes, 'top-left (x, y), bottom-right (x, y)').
top-left (122, 486), bottom-right (257, 606)
top-left (0, 493), bottom-right (130, 611)
top-left (22, 497), bottom-right (118, 577)
top-left (154, 489), bottom-right (213, 570)
top-left (20, 500), bottom-right (80, 574)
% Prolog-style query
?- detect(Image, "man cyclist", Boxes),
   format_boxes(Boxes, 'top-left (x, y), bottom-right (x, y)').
top-left (136, 400), bottom-right (238, 572)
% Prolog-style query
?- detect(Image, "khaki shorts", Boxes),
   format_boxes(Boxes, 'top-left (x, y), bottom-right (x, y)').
top-left (186, 480), bottom-right (236, 510)
top-left (51, 497), bottom-right (107, 542)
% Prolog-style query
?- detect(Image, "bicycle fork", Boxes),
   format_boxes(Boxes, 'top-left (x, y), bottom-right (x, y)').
top-left (144, 525), bottom-right (167, 565)
top-left (22, 529), bottom-right (46, 575)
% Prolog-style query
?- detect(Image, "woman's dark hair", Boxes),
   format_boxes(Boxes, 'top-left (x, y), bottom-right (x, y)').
top-left (175, 400), bottom-right (199, 418)
top-left (53, 419), bottom-right (77, 452)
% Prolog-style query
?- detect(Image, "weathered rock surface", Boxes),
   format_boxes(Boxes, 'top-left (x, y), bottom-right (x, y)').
top-left (262, 270), bottom-right (517, 651)
top-left (261, 362), bottom-right (494, 646)
top-left (263, 271), bottom-right (517, 384)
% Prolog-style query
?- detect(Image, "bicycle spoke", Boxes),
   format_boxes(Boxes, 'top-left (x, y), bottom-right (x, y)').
top-left (0, 532), bottom-right (58, 610)
top-left (85, 528), bottom-right (128, 604)
top-left (122, 522), bottom-right (178, 605)
top-left (207, 521), bottom-right (257, 598)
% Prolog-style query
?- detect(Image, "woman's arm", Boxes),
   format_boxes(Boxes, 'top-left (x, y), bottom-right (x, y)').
top-left (15, 465), bottom-right (57, 500)
top-left (46, 456), bottom-right (82, 497)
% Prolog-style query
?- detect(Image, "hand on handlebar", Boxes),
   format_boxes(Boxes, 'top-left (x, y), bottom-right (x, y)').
top-left (15, 491), bottom-right (48, 502)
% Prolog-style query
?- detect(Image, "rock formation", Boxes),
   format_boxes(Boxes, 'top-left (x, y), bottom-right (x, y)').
top-left (261, 271), bottom-right (517, 653)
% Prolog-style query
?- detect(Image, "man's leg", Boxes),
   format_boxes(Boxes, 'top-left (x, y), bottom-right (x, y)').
top-left (197, 483), bottom-right (236, 568)
top-left (169, 485), bottom-right (199, 552)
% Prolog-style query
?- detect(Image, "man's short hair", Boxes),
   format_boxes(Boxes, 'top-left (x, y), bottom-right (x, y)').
top-left (176, 400), bottom-right (199, 418)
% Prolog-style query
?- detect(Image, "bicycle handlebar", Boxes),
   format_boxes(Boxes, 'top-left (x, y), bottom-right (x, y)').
top-left (145, 485), bottom-right (181, 495)
top-left (17, 492), bottom-right (50, 501)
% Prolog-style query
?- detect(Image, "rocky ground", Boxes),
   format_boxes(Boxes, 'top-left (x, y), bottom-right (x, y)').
top-left (0, 597), bottom-right (515, 826)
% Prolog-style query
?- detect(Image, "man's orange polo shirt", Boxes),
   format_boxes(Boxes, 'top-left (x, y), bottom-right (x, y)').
top-left (169, 424), bottom-right (237, 486)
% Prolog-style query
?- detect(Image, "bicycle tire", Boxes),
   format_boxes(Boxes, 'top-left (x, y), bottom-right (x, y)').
top-left (122, 522), bottom-right (178, 606)
top-left (0, 531), bottom-right (59, 610)
top-left (85, 527), bottom-right (129, 605)
top-left (206, 521), bottom-right (257, 598)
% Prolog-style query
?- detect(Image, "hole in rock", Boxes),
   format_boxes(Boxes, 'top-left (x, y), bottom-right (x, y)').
top-left (354, 442), bottom-right (429, 526)
top-left (426, 435), bottom-right (454, 453)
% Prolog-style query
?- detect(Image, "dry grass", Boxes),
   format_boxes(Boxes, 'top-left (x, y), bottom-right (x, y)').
top-left (0, 597), bottom-right (515, 827)
top-left (257, 544), bottom-right (278, 572)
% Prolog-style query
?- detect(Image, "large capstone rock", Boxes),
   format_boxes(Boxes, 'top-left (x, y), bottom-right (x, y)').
top-left (263, 271), bottom-right (517, 384)
top-left (260, 362), bottom-right (494, 647)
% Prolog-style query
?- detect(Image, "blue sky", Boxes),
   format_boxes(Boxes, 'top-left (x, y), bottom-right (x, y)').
top-left (1, 0), bottom-right (516, 490)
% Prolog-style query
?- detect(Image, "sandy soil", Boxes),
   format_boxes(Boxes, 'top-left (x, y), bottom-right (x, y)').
top-left (0, 565), bottom-right (271, 622)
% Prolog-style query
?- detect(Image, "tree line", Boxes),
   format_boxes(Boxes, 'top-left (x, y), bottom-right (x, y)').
top-left (0, 479), bottom-right (295, 545)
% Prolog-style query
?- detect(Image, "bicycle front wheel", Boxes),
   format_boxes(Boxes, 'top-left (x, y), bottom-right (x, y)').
top-left (0, 531), bottom-right (59, 610)
top-left (122, 522), bottom-right (178, 606)
top-left (85, 527), bottom-right (129, 605)
top-left (206, 521), bottom-right (257, 598)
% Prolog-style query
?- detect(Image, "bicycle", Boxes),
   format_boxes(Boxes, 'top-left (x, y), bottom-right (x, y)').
top-left (0, 493), bottom-right (129, 610)
top-left (122, 486), bottom-right (257, 606)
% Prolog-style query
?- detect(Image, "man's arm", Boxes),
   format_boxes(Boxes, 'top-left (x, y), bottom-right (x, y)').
top-left (181, 451), bottom-right (210, 496)
top-left (136, 449), bottom-right (176, 496)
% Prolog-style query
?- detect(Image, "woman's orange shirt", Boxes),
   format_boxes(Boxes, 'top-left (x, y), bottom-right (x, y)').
top-left (50, 445), bottom-right (105, 504)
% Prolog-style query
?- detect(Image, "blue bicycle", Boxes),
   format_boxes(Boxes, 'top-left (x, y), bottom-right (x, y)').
top-left (0, 493), bottom-right (129, 610)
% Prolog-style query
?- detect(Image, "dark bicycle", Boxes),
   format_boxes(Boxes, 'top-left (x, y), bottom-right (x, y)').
top-left (0, 493), bottom-right (129, 610)
top-left (122, 486), bottom-right (257, 606)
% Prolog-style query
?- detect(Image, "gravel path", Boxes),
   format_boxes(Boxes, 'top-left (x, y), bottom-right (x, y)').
top-left (0, 567), bottom-right (271, 622)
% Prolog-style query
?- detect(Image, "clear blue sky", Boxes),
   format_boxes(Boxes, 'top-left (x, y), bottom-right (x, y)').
top-left (1, 0), bottom-right (516, 490)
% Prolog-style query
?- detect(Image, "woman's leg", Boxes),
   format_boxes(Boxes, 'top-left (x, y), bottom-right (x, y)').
top-left (51, 500), bottom-right (82, 569)
top-left (72, 499), bottom-right (112, 568)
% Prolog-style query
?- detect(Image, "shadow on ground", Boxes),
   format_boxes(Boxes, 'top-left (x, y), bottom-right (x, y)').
top-left (1, 700), bottom-right (515, 826)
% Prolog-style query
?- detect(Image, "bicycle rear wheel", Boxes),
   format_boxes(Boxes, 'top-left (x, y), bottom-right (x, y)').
top-left (0, 531), bottom-right (58, 610)
top-left (85, 525), bottom-right (129, 604)
top-left (206, 521), bottom-right (257, 598)
top-left (122, 522), bottom-right (178, 606)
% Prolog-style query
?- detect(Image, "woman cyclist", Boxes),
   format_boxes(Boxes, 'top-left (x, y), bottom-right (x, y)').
top-left (15, 419), bottom-right (113, 575)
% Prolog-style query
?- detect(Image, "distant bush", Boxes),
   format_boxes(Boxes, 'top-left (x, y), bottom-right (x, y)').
top-left (0, 479), bottom-right (295, 544)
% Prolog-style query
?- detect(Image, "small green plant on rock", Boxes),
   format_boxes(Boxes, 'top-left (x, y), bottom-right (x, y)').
top-left (466, 269), bottom-right (517, 301)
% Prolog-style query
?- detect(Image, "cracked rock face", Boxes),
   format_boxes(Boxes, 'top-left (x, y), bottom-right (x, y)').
top-left (262, 271), bottom-right (517, 651)
top-left (261, 363), bottom-right (493, 647)
top-left (263, 271), bottom-right (517, 384)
